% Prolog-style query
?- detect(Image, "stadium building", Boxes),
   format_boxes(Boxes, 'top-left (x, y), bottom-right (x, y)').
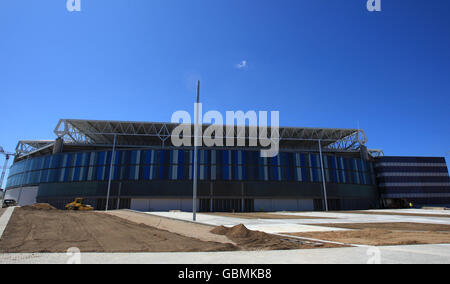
top-left (3, 119), bottom-right (450, 211)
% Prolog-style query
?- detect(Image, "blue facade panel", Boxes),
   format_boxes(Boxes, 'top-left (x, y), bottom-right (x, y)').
top-left (6, 149), bottom-right (376, 188)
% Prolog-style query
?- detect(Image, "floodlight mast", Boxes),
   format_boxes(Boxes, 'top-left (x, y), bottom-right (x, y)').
top-left (192, 80), bottom-right (200, 221)
top-left (0, 155), bottom-right (10, 190)
top-left (105, 134), bottom-right (117, 211)
top-left (0, 147), bottom-right (16, 207)
top-left (318, 140), bottom-right (328, 211)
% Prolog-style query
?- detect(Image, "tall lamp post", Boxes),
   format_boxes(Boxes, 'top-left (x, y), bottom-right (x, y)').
top-left (0, 146), bottom-right (15, 207)
top-left (192, 80), bottom-right (200, 221)
top-left (318, 140), bottom-right (328, 211)
top-left (105, 134), bottom-right (117, 211)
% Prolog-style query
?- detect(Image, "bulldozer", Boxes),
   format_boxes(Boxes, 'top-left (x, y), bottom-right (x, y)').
top-left (65, 198), bottom-right (94, 211)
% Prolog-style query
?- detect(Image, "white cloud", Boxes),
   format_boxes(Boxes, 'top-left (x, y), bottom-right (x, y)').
top-left (236, 60), bottom-right (248, 69)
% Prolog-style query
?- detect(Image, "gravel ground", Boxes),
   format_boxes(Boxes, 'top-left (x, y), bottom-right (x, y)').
top-left (286, 222), bottom-right (450, 246)
top-left (0, 207), bottom-right (237, 253)
top-left (313, 222), bottom-right (450, 232)
top-left (341, 211), bottom-right (450, 218)
top-left (104, 210), bottom-right (235, 245)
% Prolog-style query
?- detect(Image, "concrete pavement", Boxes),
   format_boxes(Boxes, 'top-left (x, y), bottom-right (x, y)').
top-left (0, 206), bottom-right (15, 239)
top-left (275, 211), bottom-right (450, 225)
top-left (146, 210), bottom-right (450, 235)
top-left (146, 211), bottom-right (348, 233)
top-left (1, 244), bottom-right (449, 264)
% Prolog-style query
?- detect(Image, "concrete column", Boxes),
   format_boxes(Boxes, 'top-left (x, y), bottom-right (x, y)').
top-left (52, 137), bottom-right (63, 154)
top-left (116, 182), bottom-right (122, 210)
top-left (318, 140), bottom-right (328, 211)
top-left (210, 182), bottom-right (213, 212)
top-left (241, 183), bottom-right (244, 212)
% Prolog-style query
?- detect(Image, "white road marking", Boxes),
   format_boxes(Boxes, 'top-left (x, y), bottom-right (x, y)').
top-left (0, 207), bottom-right (15, 239)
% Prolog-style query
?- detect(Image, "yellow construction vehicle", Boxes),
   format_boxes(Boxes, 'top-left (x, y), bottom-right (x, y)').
top-left (65, 198), bottom-right (94, 211)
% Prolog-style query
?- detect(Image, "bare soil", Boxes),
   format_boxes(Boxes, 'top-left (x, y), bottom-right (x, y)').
top-left (211, 224), bottom-right (344, 250)
top-left (0, 207), bottom-right (237, 253)
top-left (21, 203), bottom-right (57, 211)
top-left (341, 211), bottom-right (450, 218)
top-left (105, 210), bottom-right (234, 245)
top-left (314, 222), bottom-right (450, 232)
top-left (0, 208), bottom-right (5, 218)
top-left (0, 208), bottom-right (339, 253)
top-left (285, 222), bottom-right (450, 246)
top-left (206, 212), bottom-right (332, 219)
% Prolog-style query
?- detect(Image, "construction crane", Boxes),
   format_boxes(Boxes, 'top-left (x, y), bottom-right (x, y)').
top-left (0, 146), bottom-right (15, 193)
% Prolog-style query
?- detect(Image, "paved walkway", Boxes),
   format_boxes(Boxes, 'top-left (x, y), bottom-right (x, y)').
top-left (0, 207), bottom-right (15, 239)
top-left (147, 212), bottom-right (349, 233)
top-left (275, 211), bottom-right (450, 225)
top-left (1, 244), bottom-right (449, 264)
top-left (146, 210), bottom-right (450, 234)
top-left (103, 210), bottom-right (234, 244)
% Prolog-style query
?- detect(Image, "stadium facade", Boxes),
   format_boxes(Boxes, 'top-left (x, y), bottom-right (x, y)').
top-left (4, 119), bottom-right (450, 211)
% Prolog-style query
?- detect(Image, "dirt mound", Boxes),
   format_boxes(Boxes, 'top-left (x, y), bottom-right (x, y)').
top-left (21, 203), bottom-right (57, 211)
top-left (227, 224), bottom-right (252, 238)
top-left (0, 208), bottom-right (237, 253)
top-left (210, 225), bottom-right (229, 235)
top-left (210, 224), bottom-right (336, 250)
top-left (211, 224), bottom-right (253, 238)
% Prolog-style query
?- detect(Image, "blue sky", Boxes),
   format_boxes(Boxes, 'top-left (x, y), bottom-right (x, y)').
top-left (0, 0), bottom-right (449, 182)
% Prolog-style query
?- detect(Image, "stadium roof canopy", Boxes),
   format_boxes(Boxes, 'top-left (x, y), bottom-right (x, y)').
top-left (15, 119), bottom-right (375, 160)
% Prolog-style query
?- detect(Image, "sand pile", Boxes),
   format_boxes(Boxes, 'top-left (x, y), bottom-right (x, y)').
top-left (210, 224), bottom-right (326, 250)
top-left (21, 203), bottom-right (57, 211)
top-left (226, 224), bottom-right (252, 238)
top-left (211, 224), bottom-right (255, 238)
top-left (0, 208), bottom-right (237, 253)
top-left (210, 225), bottom-right (229, 235)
